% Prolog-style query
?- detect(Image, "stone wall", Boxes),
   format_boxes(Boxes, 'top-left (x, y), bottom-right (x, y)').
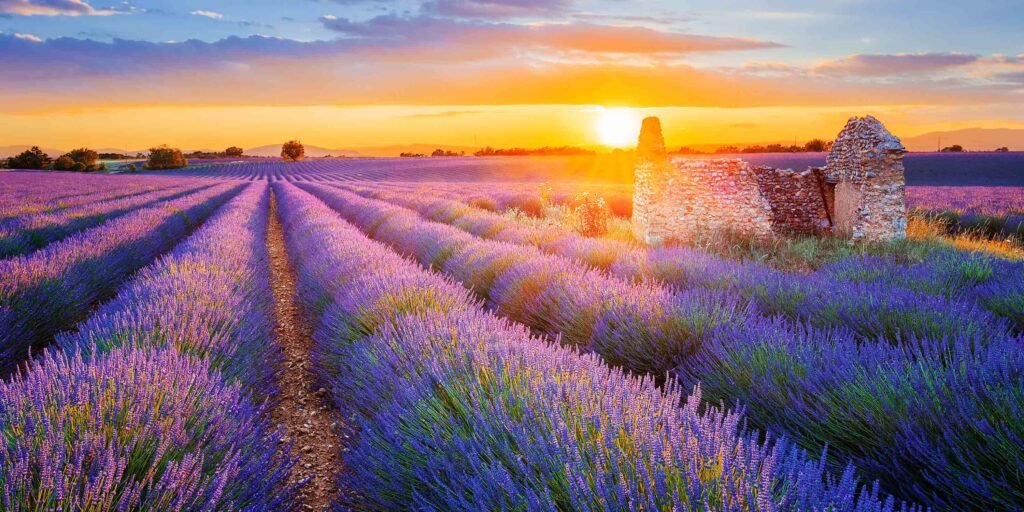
top-left (824, 115), bottom-right (908, 241)
top-left (632, 115), bottom-right (908, 244)
top-left (752, 167), bottom-right (831, 235)
top-left (633, 157), bottom-right (774, 244)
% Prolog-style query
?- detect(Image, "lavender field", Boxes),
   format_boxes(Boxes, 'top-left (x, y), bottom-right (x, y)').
top-left (0, 160), bottom-right (1022, 511)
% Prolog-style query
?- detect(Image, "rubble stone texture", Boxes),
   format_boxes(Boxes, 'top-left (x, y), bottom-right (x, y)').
top-left (752, 167), bottom-right (832, 234)
top-left (823, 115), bottom-right (908, 241)
top-left (632, 115), bottom-right (908, 244)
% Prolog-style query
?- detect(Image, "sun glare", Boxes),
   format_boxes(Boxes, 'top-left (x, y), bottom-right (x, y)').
top-left (596, 108), bottom-right (641, 148)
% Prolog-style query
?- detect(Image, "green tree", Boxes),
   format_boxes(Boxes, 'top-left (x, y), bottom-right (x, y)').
top-left (225, 146), bottom-right (244, 157)
top-left (6, 147), bottom-right (51, 170)
top-left (145, 145), bottom-right (188, 170)
top-left (65, 148), bottom-right (98, 169)
top-left (804, 139), bottom-right (828, 152)
top-left (53, 155), bottom-right (76, 171)
top-left (281, 140), bottom-right (305, 162)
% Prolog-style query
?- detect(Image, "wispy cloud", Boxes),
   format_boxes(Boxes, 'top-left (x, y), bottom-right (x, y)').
top-left (0, 0), bottom-right (119, 16)
top-left (815, 52), bottom-right (980, 77)
top-left (13, 32), bottom-right (41, 41)
top-left (191, 10), bottom-right (224, 20)
top-left (319, 15), bottom-right (783, 56)
top-left (423, 0), bottom-right (573, 19)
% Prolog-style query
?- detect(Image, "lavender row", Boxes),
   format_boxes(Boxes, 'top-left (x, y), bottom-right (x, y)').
top-left (376, 181), bottom-right (633, 217)
top-left (678, 316), bottom-right (1024, 510)
top-left (0, 182), bottom-right (213, 258)
top-left (301, 182), bottom-right (1023, 510)
top-left (1, 184), bottom-right (294, 509)
top-left (0, 171), bottom-right (209, 221)
top-left (57, 183), bottom-right (284, 394)
top-left (0, 182), bottom-right (243, 375)
top-left (149, 155), bottom-right (628, 183)
top-left (384, 182), bottom-right (1024, 220)
top-left (907, 185), bottom-right (1024, 216)
top-left (274, 181), bottom-right (912, 511)
top-left (345, 183), bottom-right (1015, 338)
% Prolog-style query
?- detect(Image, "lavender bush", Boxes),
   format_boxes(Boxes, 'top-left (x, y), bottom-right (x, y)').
top-left (298, 181), bottom-right (1021, 510)
top-left (0, 182), bottom-right (213, 257)
top-left (273, 180), bottom-right (915, 511)
top-left (0, 347), bottom-right (292, 510)
top-left (56, 183), bottom-right (282, 394)
top-left (0, 183), bottom-right (242, 375)
top-left (0, 172), bottom-right (202, 221)
top-left (348, 183), bottom-right (1024, 335)
top-left (679, 317), bottom-right (1024, 510)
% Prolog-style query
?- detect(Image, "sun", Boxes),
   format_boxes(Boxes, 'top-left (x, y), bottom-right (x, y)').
top-left (596, 108), bottom-right (641, 148)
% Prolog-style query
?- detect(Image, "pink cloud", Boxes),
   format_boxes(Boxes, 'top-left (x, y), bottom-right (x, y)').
top-left (815, 52), bottom-right (979, 77)
top-left (320, 15), bottom-right (783, 55)
top-left (0, 0), bottom-right (115, 16)
top-left (424, 0), bottom-right (573, 18)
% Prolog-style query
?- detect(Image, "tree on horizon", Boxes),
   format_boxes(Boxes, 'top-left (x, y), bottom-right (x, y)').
top-left (5, 147), bottom-right (51, 170)
top-left (145, 145), bottom-right (188, 169)
top-left (281, 140), bottom-right (305, 162)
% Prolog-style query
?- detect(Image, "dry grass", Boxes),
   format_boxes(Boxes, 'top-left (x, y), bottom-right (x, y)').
top-left (531, 202), bottom-right (1022, 272)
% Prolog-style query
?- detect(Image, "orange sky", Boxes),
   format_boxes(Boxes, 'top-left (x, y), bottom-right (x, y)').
top-left (1, 1), bottom-right (1022, 152)
top-left (3, 104), bottom-right (1023, 153)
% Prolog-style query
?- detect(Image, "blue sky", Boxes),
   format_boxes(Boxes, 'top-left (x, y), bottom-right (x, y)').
top-left (6, 0), bottom-right (1020, 55)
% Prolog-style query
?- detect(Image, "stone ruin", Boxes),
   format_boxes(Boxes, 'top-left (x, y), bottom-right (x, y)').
top-left (632, 115), bottom-right (908, 244)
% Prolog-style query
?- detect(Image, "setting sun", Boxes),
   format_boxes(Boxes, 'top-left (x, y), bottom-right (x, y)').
top-left (596, 108), bottom-right (641, 148)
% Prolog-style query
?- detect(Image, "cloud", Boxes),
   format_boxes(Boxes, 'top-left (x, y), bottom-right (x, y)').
top-left (0, 0), bottom-right (116, 15)
top-left (319, 15), bottom-right (783, 56)
top-left (0, 33), bottom-right (327, 80)
top-left (570, 12), bottom-right (694, 25)
top-left (815, 52), bottom-right (980, 77)
top-left (0, 29), bottom-right (1016, 115)
top-left (191, 10), bottom-right (224, 20)
top-left (423, 0), bottom-right (573, 18)
top-left (13, 32), bottom-right (41, 42)
top-left (992, 71), bottom-right (1024, 86)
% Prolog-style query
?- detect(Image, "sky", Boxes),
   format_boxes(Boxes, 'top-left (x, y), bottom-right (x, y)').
top-left (1, 0), bottom-right (1022, 152)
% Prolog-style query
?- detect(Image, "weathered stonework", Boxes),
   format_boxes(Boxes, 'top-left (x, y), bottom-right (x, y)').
top-left (752, 167), bottom-right (832, 235)
top-left (633, 115), bottom-right (908, 244)
top-left (633, 119), bottom-right (773, 244)
top-left (823, 115), bottom-right (908, 241)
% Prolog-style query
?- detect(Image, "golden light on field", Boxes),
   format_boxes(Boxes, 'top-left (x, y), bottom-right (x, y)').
top-left (596, 108), bottom-right (642, 148)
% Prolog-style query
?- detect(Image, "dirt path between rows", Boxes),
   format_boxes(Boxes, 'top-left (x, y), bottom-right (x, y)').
top-left (266, 192), bottom-right (350, 510)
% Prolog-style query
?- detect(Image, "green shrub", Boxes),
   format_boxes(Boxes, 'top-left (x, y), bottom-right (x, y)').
top-left (52, 155), bottom-right (76, 171)
top-left (145, 146), bottom-right (188, 170)
top-left (572, 192), bottom-right (609, 237)
top-left (65, 148), bottom-right (98, 169)
top-left (5, 147), bottom-right (50, 170)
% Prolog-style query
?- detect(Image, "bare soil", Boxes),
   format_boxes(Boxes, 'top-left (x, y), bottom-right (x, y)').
top-left (266, 193), bottom-right (350, 511)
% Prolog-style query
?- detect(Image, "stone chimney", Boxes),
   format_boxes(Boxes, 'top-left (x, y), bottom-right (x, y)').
top-left (637, 117), bottom-right (667, 161)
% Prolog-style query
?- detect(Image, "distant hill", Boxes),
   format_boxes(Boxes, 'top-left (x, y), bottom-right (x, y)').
top-left (0, 145), bottom-right (65, 159)
top-left (902, 128), bottom-right (1023, 152)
